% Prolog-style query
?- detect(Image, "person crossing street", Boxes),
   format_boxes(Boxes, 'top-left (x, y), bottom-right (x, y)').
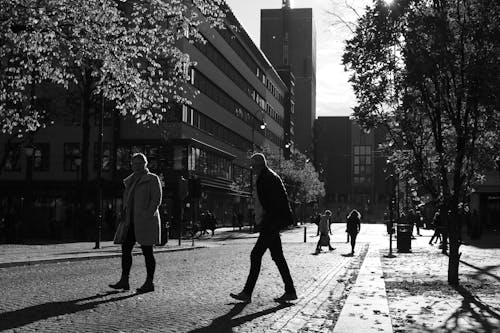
top-left (230, 153), bottom-right (297, 303)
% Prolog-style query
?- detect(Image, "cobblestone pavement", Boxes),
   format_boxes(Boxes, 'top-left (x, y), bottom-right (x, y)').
top-left (0, 224), bottom-right (370, 333)
top-left (381, 230), bottom-right (500, 333)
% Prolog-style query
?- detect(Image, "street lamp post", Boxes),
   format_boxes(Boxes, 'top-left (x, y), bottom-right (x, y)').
top-left (384, 160), bottom-right (396, 258)
top-left (94, 94), bottom-right (104, 249)
top-left (23, 144), bottom-right (34, 239)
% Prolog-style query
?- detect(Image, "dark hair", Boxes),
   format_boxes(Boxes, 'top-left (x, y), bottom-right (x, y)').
top-left (348, 209), bottom-right (361, 220)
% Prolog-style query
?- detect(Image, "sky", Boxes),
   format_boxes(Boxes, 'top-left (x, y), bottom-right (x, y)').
top-left (224, 0), bottom-right (372, 118)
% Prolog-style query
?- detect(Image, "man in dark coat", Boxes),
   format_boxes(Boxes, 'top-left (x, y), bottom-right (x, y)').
top-left (230, 153), bottom-right (297, 303)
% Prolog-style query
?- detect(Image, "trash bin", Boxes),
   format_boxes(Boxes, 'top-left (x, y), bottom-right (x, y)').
top-left (397, 223), bottom-right (412, 252)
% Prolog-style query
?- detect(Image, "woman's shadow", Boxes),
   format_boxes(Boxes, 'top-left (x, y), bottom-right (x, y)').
top-left (189, 302), bottom-right (293, 333)
top-left (0, 290), bottom-right (137, 331)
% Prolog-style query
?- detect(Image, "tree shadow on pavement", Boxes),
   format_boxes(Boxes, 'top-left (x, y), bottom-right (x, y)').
top-left (189, 302), bottom-right (293, 333)
top-left (459, 260), bottom-right (500, 283)
top-left (0, 290), bottom-right (137, 331)
top-left (440, 285), bottom-right (500, 333)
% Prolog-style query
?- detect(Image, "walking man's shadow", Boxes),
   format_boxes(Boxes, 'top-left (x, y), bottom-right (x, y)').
top-left (189, 302), bottom-right (293, 333)
top-left (0, 291), bottom-right (137, 331)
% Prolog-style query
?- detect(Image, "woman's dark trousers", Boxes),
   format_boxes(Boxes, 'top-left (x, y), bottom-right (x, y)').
top-left (121, 222), bottom-right (156, 282)
top-left (349, 232), bottom-right (357, 252)
top-left (243, 231), bottom-right (295, 295)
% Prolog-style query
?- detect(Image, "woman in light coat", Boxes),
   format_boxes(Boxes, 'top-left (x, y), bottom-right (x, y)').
top-left (110, 153), bottom-right (162, 293)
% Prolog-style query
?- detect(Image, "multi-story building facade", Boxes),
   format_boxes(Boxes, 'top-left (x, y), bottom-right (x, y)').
top-left (260, 1), bottom-right (316, 156)
top-left (314, 117), bottom-right (387, 220)
top-left (0, 6), bottom-right (289, 241)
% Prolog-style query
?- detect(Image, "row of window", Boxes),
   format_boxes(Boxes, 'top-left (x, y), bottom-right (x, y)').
top-left (264, 128), bottom-right (283, 148)
top-left (265, 76), bottom-right (284, 103)
top-left (188, 146), bottom-right (232, 180)
top-left (3, 143), bottom-right (112, 172)
top-left (195, 37), bottom-right (285, 126)
top-left (353, 145), bottom-right (372, 185)
top-left (195, 39), bottom-right (268, 112)
top-left (191, 69), bottom-right (284, 148)
top-left (218, 27), bottom-right (284, 103)
top-left (191, 69), bottom-right (260, 129)
top-left (4, 141), bottom-right (251, 183)
top-left (181, 105), bottom-right (252, 152)
top-left (265, 103), bottom-right (283, 127)
top-left (116, 144), bottom-right (162, 172)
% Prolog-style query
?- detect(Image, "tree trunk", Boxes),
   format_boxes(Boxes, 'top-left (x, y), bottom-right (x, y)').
top-left (448, 217), bottom-right (461, 285)
top-left (447, 203), bottom-right (461, 285)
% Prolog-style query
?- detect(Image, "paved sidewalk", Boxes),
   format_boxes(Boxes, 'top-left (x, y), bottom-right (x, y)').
top-left (333, 244), bottom-right (392, 333)
top-left (380, 228), bottom-right (500, 333)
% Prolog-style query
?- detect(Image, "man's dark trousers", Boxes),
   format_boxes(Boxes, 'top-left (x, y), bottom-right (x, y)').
top-left (243, 230), bottom-right (295, 295)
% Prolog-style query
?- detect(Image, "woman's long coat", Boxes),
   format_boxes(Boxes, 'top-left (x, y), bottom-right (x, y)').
top-left (123, 172), bottom-right (162, 245)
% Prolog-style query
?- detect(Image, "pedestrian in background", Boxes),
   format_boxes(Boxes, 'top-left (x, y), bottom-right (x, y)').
top-left (314, 210), bottom-right (335, 254)
top-left (230, 153), bottom-right (297, 303)
top-left (429, 211), bottom-right (442, 245)
top-left (439, 209), bottom-right (451, 254)
top-left (415, 210), bottom-right (423, 236)
top-left (110, 153), bottom-right (162, 293)
top-left (346, 209), bottom-right (361, 255)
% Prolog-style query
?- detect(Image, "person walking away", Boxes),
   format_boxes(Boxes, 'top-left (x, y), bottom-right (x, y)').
top-left (110, 153), bottom-right (162, 293)
top-left (346, 209), bottom-right (361, 255)
top-left (315, 210), bottom-right (335, 254)
top-left (439, 208), bottom-right (450, 254)
top-left (429, 211), bottom-right (442, 245)
top-left (207, 211), bottom-right (216, 236)
top-left (408, 209), bottom-right (417, 239)
top-left (415, 210), bottom-right (423, 236)
top-left (230, 153), bottom-right (297, 303)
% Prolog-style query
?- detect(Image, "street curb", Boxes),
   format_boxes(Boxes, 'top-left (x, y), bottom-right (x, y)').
top-left (0, 245), bottom-right (206, 269)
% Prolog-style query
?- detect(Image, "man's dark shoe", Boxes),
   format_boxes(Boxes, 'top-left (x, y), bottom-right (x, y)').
top-left (109, 280), bottom-right (130, 291)
top-left (136, 281), bottom-right (154, 293)
top-left (274, 292), bottom-right (298, 302)
top-left (230, 291), bottom-right (251, 302)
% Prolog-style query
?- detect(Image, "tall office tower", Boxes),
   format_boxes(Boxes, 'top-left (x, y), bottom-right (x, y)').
top-left (261, 0), bottom-right (316, 155)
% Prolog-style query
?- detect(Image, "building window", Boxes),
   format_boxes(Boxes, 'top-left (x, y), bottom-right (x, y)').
top-left (33, 143), bottom-right (50, 171)
top-left (3, 143), bottom-right (21, 171)
top-left (64, 143), bottom-right (81, 171)
top-left (94, 143), bottom-right (112, 172)
top-left (181, 105), bottom-right (252, 152)
top-left (188, 146), bottom-right (232, 180)
top-left (115, 144), bottom-right (162, 172)
top-left (353, 145), bottom-right (372, 185)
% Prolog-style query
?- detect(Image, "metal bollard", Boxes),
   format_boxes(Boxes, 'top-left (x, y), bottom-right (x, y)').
top-left (304, 226), bottom-right (307, 243)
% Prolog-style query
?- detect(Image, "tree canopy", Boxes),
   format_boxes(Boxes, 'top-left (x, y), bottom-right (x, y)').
top-left (342, 0), bottom-right (500, 285)
top-left (0, 0), bottom-right (227, 137)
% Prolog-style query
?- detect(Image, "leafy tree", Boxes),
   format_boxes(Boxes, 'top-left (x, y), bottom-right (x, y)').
top-left (343, 0), bottom-right (500, 285)
top-left (262, 146), bottom-right (325, 206)
top-left (1, 0), bottom-right (227, 181)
